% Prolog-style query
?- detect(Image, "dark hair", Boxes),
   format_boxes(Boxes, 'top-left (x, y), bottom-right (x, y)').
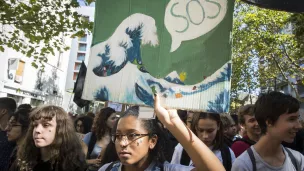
top-left (237, 104), bottom-right (255, 125)
top-left (74, 116), bottom-right (93, 134)
top-left (112, 106), bottom-right (169, 164)
top-left (92, 107), bottom-right (116, 139)
top-left (86, 111), bottom-right (95, 118)
top-left (220, 114), bottom-right (235, 129)
top-left (87, 107), bottom-right (115, 159)
top-left (254, 91), bottom-right (300, 135)
top-left (0, 97), bottom-right (17, 115)
top-left (17, 104), bottom-right (32, 110)
top-left (10, 109), bottom-right (31, 134)
top-left (191, 112), bottom-right (223, 151)
top-left (231, 115), bottom-right (238, 125)
top-left (17, 106), bottom-right (87, 171)
top-left (177, 110), bottom-right (187, 124)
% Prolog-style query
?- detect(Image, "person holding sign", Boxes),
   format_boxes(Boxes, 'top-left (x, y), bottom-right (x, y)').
top-left (98, 94), bottom-right (225, 171)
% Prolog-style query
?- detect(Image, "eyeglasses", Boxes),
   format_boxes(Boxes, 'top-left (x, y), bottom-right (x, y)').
top-left (6, 124), bottom-right (22, 130)
top-left (76, 124), bottom-right (83, 128)
top-left (111, 133), bottom-right (150, 143)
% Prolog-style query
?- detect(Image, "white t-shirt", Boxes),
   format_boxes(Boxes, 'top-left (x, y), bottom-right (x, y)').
top-left (231, 146), bottom-right (304, 171)
top-left (98, 161), bottom-right (194, 171)
top-left (171, 143), bottom-right (236, 166)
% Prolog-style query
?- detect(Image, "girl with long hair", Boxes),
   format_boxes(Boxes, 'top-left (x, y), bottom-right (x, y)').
top-left (83, 107), bottom-right (117, 171)
top-left (98, 94), bottom-right (225, 171)
top-left (6, 108), bottom-right (31, 170)
top-left (16, 106), bottom-right (87, 171)
top-left (171, 112), bottom-right (236, 171)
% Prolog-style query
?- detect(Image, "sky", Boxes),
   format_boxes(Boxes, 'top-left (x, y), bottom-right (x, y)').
top-left (77, 0), bottom-right (95, 7)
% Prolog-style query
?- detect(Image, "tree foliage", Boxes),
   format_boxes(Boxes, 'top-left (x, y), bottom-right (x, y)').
top-left (231, 0), bottom-right (304, 107)
top-left (0, 0), bottom-right (93, 68)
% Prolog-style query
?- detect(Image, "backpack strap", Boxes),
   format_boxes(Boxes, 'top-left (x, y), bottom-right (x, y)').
top-left (180, 148), bottom-right (191, 166)
top-left (246, 147), bottom-right (256, 171)
top-left (105, 161), bottom-right (120, 171)
top-left (285, 148), bottom-right (299, 171)
top-left (87, 133), bottom-right (97, 159)
top-left (221, 144), bottom-right (232, 171)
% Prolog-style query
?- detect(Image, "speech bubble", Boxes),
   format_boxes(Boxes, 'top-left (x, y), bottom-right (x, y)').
top-left (165, 0), bottom-right (228, 52)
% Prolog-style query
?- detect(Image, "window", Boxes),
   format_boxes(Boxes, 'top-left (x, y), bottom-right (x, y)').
top-left (31, 99), bottom-right (43, 107)
top-left (77, 53), bottom-right (86, 61)
top-left (73, 72), bottom-right (78, 80)
top-left (78, 43), bottom-right (87, 51)
top-left (15, 60), bottom-right (25, 84)
top-left (78, 34), bottom-right (87, 42)
top-left (74, 63), bottom-right (81, 70)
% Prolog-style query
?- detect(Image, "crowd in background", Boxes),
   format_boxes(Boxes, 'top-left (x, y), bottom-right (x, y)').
top-left (0, 91), bottom-right (303, 171)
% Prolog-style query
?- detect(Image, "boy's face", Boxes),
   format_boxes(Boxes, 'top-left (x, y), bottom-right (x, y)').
top-left (268, 111), bottom-right (302, 143)
top-left (243, 115), bottom-right (261, 137)
top-left (224, 124), bottom-right (237, 138)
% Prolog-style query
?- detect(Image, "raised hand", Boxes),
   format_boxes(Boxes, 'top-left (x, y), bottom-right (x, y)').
top-left (154, 93), bottom-right (180, 127)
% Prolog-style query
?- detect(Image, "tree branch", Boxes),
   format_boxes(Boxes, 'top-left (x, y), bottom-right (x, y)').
top-left (271, 54), bottom-right (304, 102)
top-left (281, 43), bottom-right (302, 69)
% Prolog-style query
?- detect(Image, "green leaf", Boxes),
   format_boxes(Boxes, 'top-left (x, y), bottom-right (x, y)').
top-left (31, 62), bottom-right (38, 69)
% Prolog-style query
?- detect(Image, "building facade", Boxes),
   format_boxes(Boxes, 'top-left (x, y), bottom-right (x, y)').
top-left (0, 4), bottom-right (94, 109)
top-left (62, 5), bottom-right (95, 113)
top-left (0, 44), bottom-right (71, 107)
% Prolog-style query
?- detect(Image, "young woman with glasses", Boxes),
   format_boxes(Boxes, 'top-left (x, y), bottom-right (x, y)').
top-left (5, 108), bottom-right (31, 170)
top-left (98, 94), bottom-right (225, 171)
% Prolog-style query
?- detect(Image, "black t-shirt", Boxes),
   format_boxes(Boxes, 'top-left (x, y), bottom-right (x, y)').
top-left (0, 130), bottom-right (16, 171)
top-left (33, 160), bottom-right (58, 171)
top-left (32, 160), bottom-right (86, 171)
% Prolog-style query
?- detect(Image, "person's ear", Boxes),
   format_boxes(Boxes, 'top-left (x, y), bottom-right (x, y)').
top-left (266, 120), bottom-right (273, 127)
top-left (240, 123), bottom-right (246, 130)
top-left (149, 134), bottom-right (158, 150)
top-left (0, 109), bottom-right (8, 116)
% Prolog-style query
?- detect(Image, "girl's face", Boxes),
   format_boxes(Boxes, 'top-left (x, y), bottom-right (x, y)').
top-left (76, 120), bottom-right (84, 133)
top-left (114, 115), bottom-right (157, 166)
top-left (6, 116), bottom-right (22, 142)
top-left (195, 118), bottom-right (219, 147)
top-left (32, 116), bottom-right (57, 148)
top-left (106, 113), bottom-right (118, 129)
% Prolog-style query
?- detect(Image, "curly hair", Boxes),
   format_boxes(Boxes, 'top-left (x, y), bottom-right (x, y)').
top-left (92, 107), bottom-right (116, 140)
top-left (17, 106), bottom-right (86, 171)
top-left (87, 107), bottom-right (116, 159)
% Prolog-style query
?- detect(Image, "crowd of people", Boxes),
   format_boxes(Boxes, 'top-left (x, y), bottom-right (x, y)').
top-left (0, 91), bottom-right (303, 171)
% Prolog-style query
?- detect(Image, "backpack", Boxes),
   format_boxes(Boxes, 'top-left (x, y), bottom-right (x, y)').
top-left (105, 161), bottom-right (164, 171)
top-left (247, 147), bottom-right (299, 171)
top-left (180, 144), bottom-right (232, 171)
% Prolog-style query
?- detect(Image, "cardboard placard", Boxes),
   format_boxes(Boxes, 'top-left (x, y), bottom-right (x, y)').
top-left (83, 0), bottom-right (234, 113)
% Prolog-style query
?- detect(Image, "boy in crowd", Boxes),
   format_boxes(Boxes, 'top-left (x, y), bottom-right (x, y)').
top-left (221, 113), bottom-right (237, 147)
top-left (232, 92), bottom-right (304, 171)
top-left (231, 104), bottom-right (261, 157)
top-left (0, 97), bottom-right (17, 171)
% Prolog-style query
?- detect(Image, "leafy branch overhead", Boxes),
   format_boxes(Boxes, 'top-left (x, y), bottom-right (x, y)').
top-left (231, 0), bottom-right (304, 106)
top-left (0, 0), bottom-right (94, 68)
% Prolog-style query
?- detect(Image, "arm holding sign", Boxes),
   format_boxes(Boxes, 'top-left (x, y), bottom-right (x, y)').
top-left (154, 94), bottom-right (225, 171)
